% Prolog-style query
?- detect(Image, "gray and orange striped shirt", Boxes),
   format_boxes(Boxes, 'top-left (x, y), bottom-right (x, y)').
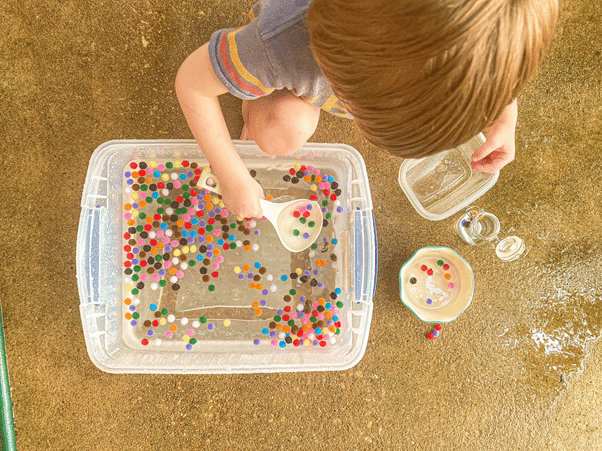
top-left (208, 0), bottom-right (352, 118)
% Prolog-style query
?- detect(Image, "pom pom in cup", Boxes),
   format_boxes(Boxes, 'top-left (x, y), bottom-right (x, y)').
top-left (399, 246), bottom-right (474, 323)
top-left (197, 171), bottom-right (323, 252)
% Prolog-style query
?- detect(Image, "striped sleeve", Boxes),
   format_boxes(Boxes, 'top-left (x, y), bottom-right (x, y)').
top-left (208, 20), bottom-right (278, 101)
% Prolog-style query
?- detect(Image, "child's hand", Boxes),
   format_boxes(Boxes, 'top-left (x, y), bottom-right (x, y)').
top-left (470, 123), bottom-right (515, 173)
top-left (220, 173), bottom-right (265, 219)
top-left (471, 100), bottom-right (518, 174)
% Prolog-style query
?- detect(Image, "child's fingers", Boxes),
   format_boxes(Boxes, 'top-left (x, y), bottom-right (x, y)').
top-left (470, 150), bottom-right (512, 173)
top-left (470, 142), bottom-right (498, 173)
top-left (471, 139), bottom-right (497, 163)
top-left (471, 158), bottom-right (501, 173)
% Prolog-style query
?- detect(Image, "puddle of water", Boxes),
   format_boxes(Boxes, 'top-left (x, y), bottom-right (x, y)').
top-left (499, 240), bottom-right (602, 391)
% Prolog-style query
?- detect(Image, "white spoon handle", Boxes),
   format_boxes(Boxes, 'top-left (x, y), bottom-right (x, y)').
top-left (196, 171), bottom-right (222, 195)
top-left (258, 198), bottom-right (281, 225)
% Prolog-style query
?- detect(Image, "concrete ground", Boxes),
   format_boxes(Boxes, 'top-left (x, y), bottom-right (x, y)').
top-left (1, 0), bottom-right (601, 449)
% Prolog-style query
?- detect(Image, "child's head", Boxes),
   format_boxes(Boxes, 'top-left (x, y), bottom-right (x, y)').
top-left (308, 0), bottom-right (561, 158)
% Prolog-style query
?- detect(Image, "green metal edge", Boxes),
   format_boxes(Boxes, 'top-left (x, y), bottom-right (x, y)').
top-left (0, 305), bottom-right (17, 451)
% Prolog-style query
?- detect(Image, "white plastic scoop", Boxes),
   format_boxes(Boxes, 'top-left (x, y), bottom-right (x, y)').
top-left (196, 171), bottom-right (323, 252)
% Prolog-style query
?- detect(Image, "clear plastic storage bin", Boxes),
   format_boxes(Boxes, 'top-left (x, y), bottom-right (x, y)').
top-left (398, 133), bottom-right (499, 220)
top-left (77, 140), bottom-right (376, 374)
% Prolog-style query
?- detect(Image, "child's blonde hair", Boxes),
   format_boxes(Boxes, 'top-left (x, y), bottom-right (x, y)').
top-left (308, 0), bottom-right (561, 157)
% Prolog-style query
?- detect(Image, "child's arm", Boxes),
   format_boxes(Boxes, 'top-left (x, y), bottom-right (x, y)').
top-left (175, 43), bottom-right (265, 218)
top-left (470, 99), bottom-right (518, 173)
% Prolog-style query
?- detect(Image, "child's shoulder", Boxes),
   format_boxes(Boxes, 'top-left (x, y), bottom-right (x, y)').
top-left (253, 0), bottom-right (312, 40)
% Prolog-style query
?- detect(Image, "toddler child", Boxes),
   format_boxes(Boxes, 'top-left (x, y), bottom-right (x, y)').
top-left (176, 0), bottom-right (561, 218)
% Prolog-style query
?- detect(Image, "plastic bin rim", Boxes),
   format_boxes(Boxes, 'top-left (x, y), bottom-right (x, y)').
top-left (89, 138), bottom-right (368, 161)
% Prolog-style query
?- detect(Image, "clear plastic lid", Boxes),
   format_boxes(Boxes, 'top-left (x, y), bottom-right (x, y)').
top-left (398, 133), bottom-right (499, 220)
